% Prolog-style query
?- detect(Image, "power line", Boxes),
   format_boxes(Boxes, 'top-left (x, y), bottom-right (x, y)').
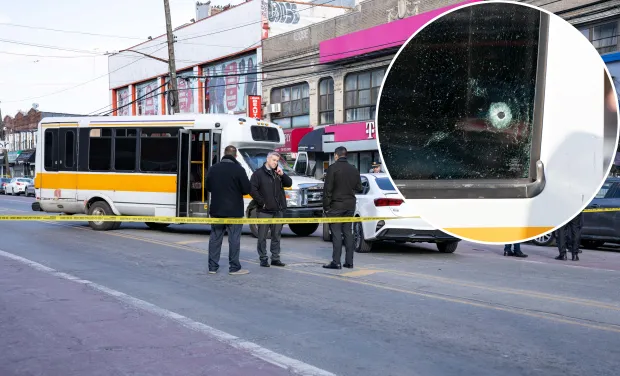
top-left (0, 22), bottom-right (146, 40)
top-left (0, 38), bottom-right (102, 55)
top-left (0, 51), bottom-right (102, 59)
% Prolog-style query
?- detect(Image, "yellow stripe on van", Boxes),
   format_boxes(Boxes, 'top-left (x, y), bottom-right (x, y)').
top-left (443, 227), bottom-right (555, 243)
top-left (41, 123), bottom-right (80, 128)
top-left (36, 173), bottom-right (177, 193)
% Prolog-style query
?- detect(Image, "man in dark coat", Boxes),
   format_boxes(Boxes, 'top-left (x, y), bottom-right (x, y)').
top-left (555, 212), bottom-right (584, 261)
top-left (323, 146), bottom-right (363, 269)
top-left (249, 151), bottom-right (292, 267)
top-left (205, 145), bottom-right (251, 275)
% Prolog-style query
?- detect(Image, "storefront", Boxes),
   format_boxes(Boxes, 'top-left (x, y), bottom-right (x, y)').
top-left (275, 128), bottom-right (313, 166)
top-left (294, 121), bottom-right (382, 178)
top-left (14, 149), bottom-right (36, 177)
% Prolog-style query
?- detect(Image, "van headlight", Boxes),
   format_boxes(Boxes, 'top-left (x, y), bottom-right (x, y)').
top-left (285, 189), bottom-right (301, 207)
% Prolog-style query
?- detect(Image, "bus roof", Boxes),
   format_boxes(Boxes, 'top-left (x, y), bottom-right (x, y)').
top-left (39, 113), bottom-right (281, 130)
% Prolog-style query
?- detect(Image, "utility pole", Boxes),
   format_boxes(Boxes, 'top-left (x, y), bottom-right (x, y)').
top-left (163, 0), bottom-right (180, 114)
top-left (0, 102), bottom-right (9, 178)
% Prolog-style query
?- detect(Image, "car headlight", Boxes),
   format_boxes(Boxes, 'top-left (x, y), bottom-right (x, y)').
top-left (285, 189), bottom-right (301, 207)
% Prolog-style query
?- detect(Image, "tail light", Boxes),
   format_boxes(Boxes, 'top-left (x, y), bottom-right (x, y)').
top-left (17, 182), bottom-right (23, 186)
top-left (374, 198), bottom-right (404, 207)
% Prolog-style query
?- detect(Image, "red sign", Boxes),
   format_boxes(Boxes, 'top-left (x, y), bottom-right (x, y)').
top-left (248, 95), bottom-right (262, 118)
top-left (275, 128), bottom-right (313, 153)
top-left (225, 62), bottom-right (239, 111)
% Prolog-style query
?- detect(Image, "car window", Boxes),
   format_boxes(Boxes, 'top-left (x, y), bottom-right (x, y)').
top-left (375, 178), bottom-right (396, 191)
top-left (360, 176), bottom-right (370, 195)
top-left (595, 182), bottom-right (613, 198)
top-left (17, 178), bottom-right (30, 183)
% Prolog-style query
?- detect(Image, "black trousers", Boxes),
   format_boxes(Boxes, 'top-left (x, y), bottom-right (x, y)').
top-left (257, 211), bottom-right (284, 262)
top-left (208, 224), bottom-right (243, 272)
top-left (327, 209), bottom-right (355, 265)
top-left (556, 213), bottom-right (584, 255)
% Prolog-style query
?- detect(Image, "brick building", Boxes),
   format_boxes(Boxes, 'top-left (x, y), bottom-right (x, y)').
top-left (0, 108), bottom-right (82, 177)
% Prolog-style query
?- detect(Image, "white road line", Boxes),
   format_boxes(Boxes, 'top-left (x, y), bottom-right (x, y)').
top-left (0, 249), bottom-right (337, 376)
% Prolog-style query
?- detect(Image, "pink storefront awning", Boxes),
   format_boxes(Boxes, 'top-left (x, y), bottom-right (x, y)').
top-left (319, 0), bottom-right (481, 64)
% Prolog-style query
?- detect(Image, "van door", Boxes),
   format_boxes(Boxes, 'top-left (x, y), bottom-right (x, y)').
top-left (294, 152), bottom-right (309, 175)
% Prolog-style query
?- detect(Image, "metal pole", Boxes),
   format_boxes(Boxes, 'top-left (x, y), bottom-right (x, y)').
top-left (163, 0), bottom-right (180, 114)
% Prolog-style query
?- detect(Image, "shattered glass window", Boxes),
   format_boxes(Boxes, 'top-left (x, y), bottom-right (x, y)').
top-left (378, 3), bottom-right (542, 180)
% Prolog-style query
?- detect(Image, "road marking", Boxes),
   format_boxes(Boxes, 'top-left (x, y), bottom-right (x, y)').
top-left (341, 269), bottom-right (381, 278)
top-left (0, 249), bottom-right (337, 376)
top-left (176, 239), bottom-right (205, 245)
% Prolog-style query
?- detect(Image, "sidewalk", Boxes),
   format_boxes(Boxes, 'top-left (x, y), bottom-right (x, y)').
top-left (0, 256), bottom-right (294, 376)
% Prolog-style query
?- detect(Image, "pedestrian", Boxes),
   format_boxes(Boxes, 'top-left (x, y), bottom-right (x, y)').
top-left (323, 146), bottom-right (363, 269)
top-left (249, 151), bottom-right (292, 267)
top-left (503, 243), bottom-right (527, 257)
top-left (555, 213), bottom-right (584, 261)
top-left (205, 145), bottom-right (251, 275)
top-left (369, 162), bottom-right (382, 173)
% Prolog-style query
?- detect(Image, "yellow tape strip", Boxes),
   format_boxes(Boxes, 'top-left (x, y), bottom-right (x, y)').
top-left (582, 208), bottom-right (620, 213)
top-left (0, 215), bottom-right (420, 224)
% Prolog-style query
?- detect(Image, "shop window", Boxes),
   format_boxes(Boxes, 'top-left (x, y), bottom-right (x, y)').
top-left (344, 68), bottom-right (385, 122)
top-left (271, 82), bottom-right (310, 129)
top-left (377, 3), bottom-right (546, 199)
top-left (114, 128), bottom-right (137, 171)
top-left (580, 20), bottom-right (619, 54)
top-left (140, 128), bottom-right (178, 173)
top-left (89, 128), bottom-right (112, 171)
top-left (319, 77), bottom-right (334, 125)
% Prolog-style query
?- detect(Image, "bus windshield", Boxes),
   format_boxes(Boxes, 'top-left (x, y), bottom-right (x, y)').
top-left (239, 148), bottom-right (297, 176)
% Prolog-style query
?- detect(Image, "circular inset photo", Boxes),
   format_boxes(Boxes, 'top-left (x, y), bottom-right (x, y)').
top-left (376, 0), bottom-right (620, 244)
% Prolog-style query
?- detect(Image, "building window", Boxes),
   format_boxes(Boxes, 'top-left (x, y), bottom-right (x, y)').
top-left (319, 77), bottom-right (334, 125)
top-left (579, 20), bottom-right (619, 54)
top-left (114, 128), bottom-right (137, 171)
top-left (344, 68), bottom-right (385, 122)
top-left (89, 128), bottom-right (112, 171)
top-left (270, 82), bottom-right (310, 129)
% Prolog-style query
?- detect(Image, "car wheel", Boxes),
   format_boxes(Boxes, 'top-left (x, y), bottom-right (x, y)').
top-left (289, 223), bottom-right (319, 237)
top-left (531, 232), bottom-right (555, 246)
top-left (322, 223), bottom-right (331, 242)
top-left (437, 241), bottom-right (458, 253)
top-left (87, 201), bottom-right (117, 231)
top-left (353, 221), bottom-right (373, 253)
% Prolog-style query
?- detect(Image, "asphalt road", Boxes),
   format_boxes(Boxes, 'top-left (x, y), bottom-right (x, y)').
top-left (1, 194), bottom-right (619, 376)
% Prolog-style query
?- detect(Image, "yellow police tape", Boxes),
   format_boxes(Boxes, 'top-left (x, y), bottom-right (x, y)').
top-left (0, 208), bottom-right (616, 224)
top-left (0, 215), bottom-right (421, 224)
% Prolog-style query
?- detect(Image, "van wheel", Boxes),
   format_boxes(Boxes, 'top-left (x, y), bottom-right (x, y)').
top-left (87, 201), bottom-right (116, 231)
top-left (322, 223), bottom-right (331, 242)
top-left (289, 223), bottom-right (319, 237)
top-left (437, 241), bottom-right (458, 253)
top-left (354, 221), bottom-right (373, 253)
top-left (248, 208), bottom-right (270, 239)
top-left (145, 222), bottom-right (170, 231)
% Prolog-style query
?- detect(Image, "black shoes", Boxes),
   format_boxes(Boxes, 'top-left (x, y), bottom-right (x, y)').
top-left (572, 253), bottom-right (579, 261)
top-left (504, 250), bottom-right (515, 257)
top-left (555, 253), bottom-right (567, 261)
top-left (271, 260), bottom-right (286, 267)
top-left (323, 262), bottom-right (342, 270)
top-left (260, 261), bottom-right (270, 267)
top-left (343, 264), bottom-right (354, 269)
top-left (513, 250), bottom-right (528, 258)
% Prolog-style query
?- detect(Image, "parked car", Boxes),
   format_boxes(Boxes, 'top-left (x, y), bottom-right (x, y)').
top-left (322, 173), bottom-right (461, 253)
top-left (5, 177), bottom-right (33, 195)
top-left (531, 177), bottom-right (620, 249)
top-left (25, 183), bottom-right (36, 197)
top-left (0, 177), bottom-right (11, 194)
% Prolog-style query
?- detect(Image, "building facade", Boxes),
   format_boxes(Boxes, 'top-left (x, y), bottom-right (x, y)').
top-left (1, 109), bottom-right (83, 177)
top-left (260, 0), bottom-right (620, 178)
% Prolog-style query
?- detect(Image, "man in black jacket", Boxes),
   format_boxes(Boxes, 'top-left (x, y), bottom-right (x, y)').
top-left (205, 145), bottom-right (251, 275)
top-left (323, 146), bottom-right (363, 269)
top-left (249, 151), bottom-right (292, 267)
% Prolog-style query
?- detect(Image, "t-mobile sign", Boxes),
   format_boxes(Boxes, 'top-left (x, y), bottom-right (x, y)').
top-left (248, 95), bottom-right (262, 118)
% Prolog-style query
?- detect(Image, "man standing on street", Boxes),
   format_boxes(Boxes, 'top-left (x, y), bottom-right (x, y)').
top-left (250, 151), bottom-right (292, 267)
top-left (205, 145), bottom-right (251, 275)
top-left (323, 146), bottom-right (362, 270)
top-left (555, 212), bottom-right (584, 261)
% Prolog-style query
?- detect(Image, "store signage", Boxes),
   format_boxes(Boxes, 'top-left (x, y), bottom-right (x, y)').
top-left (366, 121), bottom-right (376, 139)
top-left (248, 95), bottom-right (262, 118)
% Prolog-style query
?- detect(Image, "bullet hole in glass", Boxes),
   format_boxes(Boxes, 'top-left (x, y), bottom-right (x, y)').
top-left (377, 2), bottom-right (541, 181)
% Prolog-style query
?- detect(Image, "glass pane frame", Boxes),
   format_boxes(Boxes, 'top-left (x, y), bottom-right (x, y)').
top-left (271, 81), bottom-right (311, 127)
top-left (381, 7), bottom-right (549, 200)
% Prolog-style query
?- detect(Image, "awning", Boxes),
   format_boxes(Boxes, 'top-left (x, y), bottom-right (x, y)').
top-left (275, 128), bottom-right (313, 153)
top-left (319, 0), bottom-right (481, 63)
top-left (298, 127), bottom-right (325, 152)
top-left (7, 151), bottom-right (22, 164)
top-left (16, 149), bottom-right (35, 164)
top-left (322, 121), bottom-right (379, 153)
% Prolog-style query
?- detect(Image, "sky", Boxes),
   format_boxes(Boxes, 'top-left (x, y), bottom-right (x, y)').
top-left (0, 0), bottom-right (243, 118)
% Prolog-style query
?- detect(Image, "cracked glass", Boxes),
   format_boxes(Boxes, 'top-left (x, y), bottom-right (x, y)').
top-left (378, 3), bottom-right (542, 181)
